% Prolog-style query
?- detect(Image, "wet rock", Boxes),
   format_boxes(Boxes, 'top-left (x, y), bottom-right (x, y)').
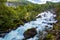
top-left (0, 33), bottom-right (5, 37)
top-left (0, 29), bottom-right (11, 37)
top-left (23, 28), bottom-right (37, 39)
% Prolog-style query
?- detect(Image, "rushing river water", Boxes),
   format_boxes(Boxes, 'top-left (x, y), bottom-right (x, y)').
top-left (0, 11), bottom-right (57, 40)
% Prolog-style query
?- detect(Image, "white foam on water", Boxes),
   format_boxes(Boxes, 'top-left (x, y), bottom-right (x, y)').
top-left (0, 11), bottom-right (57, 40)
top-left (27, 0), bottom-right (60, 4)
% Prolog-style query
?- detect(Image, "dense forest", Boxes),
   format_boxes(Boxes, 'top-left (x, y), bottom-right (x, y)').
top-left (0, 0), bottom-right (60, 40)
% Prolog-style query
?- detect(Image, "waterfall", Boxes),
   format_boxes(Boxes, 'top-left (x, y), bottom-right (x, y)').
top-left (0, 11), bottom-right (57, 40)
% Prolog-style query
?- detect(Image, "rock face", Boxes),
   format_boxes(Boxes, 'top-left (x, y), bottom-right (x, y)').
top-left (23, 28), bottom-right (37, 39)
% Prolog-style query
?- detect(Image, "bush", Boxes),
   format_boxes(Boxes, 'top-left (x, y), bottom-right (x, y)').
top-left (0, 4), bottom-right (20, 32)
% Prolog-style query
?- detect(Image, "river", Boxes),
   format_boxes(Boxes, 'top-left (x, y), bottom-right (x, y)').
top-left (0, 11), bottom-right (57, 40)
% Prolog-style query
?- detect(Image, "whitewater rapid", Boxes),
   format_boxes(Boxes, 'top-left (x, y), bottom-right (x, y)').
top-left (27, 0), bottom-right (60, 4)
top-left (0, 11), bottom-right (57, 40)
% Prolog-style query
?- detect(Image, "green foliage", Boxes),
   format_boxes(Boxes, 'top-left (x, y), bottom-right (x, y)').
top-left (0, 2), bottom-right (60, 39)
top-left (0, 4), bottom-right (18, 31)
top-left (0, 0), bottom-right (7, 2)
top-left (45, 34), bottom-right (55, 40)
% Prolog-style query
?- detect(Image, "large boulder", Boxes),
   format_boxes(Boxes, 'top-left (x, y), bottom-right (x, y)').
top-left (23, 28), bottom-right (37, 39)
